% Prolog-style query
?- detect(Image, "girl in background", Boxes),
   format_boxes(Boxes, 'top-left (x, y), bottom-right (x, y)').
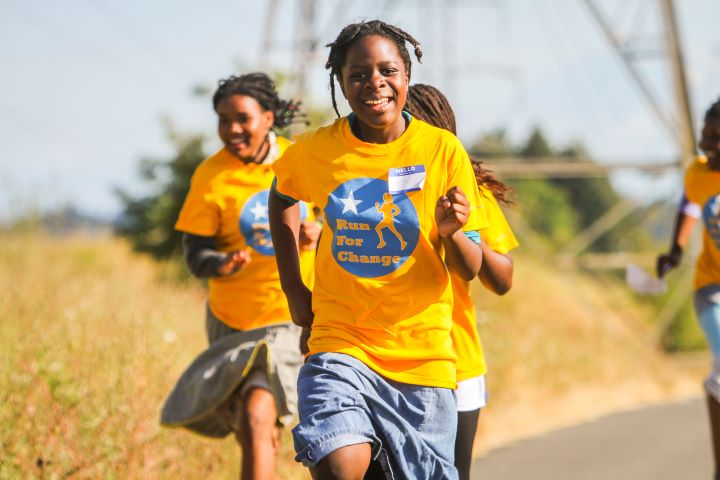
top-left (404, 83), bottom-right (517, 480)
top-left (657, 98), bottom-right (720, 479)
top-left (161, 73), bottom-right (317, 480)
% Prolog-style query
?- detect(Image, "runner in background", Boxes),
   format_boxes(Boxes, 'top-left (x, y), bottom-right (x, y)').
top-left (160, 72), bottom-right (317, 480)
top-left (405, 83), bottom-right (518, 480)
top-left (657, 98), bottom-right (720, 480)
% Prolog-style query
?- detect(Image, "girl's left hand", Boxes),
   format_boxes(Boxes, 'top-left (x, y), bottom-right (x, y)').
top-left (435, 186), bottom-right (470, 238)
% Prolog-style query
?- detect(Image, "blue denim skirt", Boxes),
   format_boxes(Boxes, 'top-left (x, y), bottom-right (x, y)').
top-left (293, 352), bottom-right (458, 479)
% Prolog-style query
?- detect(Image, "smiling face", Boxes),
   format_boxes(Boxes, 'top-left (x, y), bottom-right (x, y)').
top-left (339, 34), bottom-right (409, 144)
top-left (700, 114), bottom-right (720, 169)
top-left (216, 94), bottom-right (274, 162)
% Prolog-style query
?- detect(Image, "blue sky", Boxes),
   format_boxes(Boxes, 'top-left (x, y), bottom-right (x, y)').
top-left (1, 0), bottom-right (719, 221)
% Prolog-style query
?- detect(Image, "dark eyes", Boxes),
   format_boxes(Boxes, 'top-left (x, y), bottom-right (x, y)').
top-left (348, 69), bottom-right (398, 80)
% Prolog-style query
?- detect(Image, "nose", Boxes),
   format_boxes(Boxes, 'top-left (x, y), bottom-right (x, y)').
top-left (230, 121), bottom-right (243, 134)
top-left (367, 70), bottom-right (385, 89)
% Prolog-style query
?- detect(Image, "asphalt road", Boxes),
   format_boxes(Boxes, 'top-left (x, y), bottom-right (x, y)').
top-left (472, 397), bottom-right (714, 480)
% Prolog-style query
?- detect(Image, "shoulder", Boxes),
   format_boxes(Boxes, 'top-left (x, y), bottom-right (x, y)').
top-left (294, 118), bottom-right (343, 145)
top-left (280, 119), bottom-right (345, 161)
top-left (685, 155), bottom-right (710, 184)
top-left (191, 149), bottom-right (231, 184)
top-left (411, 117), bottom-right (465, 152)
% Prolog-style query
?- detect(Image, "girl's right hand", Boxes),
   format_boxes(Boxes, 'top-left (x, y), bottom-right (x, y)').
top-left (656, 248), bottom-right (682, 278)
top-left (217, 249), bottom-right (251, 276)
top-left (288, 285), bottom-right (314, 328)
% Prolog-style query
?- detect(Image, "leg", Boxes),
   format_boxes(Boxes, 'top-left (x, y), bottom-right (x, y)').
top-left (376, 225), bottom-right (386, 249)
top-left (695, 288), bottom-right (720, 477)
top-left (310, 443), bottom-right (373, 480)
top-left (237, 387), bottom-right (279, 480)
top-left (455, 409), bottom-right (480, 480)
top-left (707, 393), bottom-right (720, 480)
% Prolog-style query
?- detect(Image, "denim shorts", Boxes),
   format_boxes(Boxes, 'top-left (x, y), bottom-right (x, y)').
top-left (694, 284), bottom-right (720, 355)
top-left (292, 352), bottom-right (458, 480)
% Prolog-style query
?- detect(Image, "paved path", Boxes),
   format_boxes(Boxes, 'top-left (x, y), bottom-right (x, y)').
top-left (472, 397), bottom-right (713, 480)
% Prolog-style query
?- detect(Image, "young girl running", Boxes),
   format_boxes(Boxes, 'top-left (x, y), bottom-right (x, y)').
top-left (268, 20), bottom-right (487, 480)
top-left (160, 72), bottom-right (317, 480)
top-left (404, 84), bottom-right (518, 480)
top-left (657, 97), bottom-right (720, 479)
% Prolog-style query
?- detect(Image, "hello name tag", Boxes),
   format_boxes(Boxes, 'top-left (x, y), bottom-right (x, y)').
top-left (388, 165), bottom-right (426, 194)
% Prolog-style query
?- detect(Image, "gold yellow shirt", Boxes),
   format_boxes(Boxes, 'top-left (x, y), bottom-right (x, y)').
top-left (175, 137), bottom-right (315, 330)
top-left (272, 115), bottom-right (487, 389)
top-left (685, 155), bottom-right (720, 290)
top-left (452, 187), bottom-right (518, 381)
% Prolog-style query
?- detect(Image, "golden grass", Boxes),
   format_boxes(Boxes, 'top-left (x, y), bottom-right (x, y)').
top-left (0, 231), bottom-right (307, 479)
top-left (1, 231), bottom-right (705, 477)
top-left (473, 252), bottom-right (706, 454)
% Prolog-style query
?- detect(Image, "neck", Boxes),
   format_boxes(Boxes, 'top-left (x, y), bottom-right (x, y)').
top-left (352, 115), bottom-right (407, 144)
top-left (244, 135), bottom-right (271, 164)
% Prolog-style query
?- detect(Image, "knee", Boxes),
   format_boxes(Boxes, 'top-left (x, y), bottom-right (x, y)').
top-left (706, 357), bottom-right (720, 403)
top-left (239, 388), bottom-right (278, 439)
top-left (312, 444), bottom-right (372, 480)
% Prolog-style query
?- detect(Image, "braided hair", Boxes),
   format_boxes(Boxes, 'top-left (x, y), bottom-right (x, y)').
top-left (212, 72), bottom-right (301, 128)
top-left (405, 84), bottom-right (513, 206)
top-left (325, 20), bottom-right (423, 118)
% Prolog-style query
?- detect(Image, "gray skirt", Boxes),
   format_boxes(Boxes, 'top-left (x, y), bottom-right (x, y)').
top-left (160, 306), bottom-right (303, 438)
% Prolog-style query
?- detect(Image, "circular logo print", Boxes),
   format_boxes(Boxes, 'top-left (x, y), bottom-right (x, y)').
top-left (704, 194), bottom-right (720, 249)
top-left (240, 189), bottom-right (307, 256)
top-left (324, 178), bottom-right (419, 277)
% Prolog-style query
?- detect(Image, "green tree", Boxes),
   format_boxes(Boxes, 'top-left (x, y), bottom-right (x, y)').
top-left (115, 125), bottom-right (206, 260)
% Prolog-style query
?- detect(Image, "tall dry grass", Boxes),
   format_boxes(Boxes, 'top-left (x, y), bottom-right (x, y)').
top-left (1, 230), bottom-right (705, 477)
top-left (0, 231), bottom-right (307, 479)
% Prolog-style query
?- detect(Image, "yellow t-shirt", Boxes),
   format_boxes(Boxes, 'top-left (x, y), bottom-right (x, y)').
top-left (452, 187), bottom-right (518, 381)
top-left (175, 136), bottom-right (315, 330)
top-left (272, 115), bottom-right (488, 389)
top-left (685, 155), bottom-right (720, 290)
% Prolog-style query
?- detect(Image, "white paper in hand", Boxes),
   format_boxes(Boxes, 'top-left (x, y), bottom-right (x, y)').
top-left (626, 263), bottom-right (667, 295)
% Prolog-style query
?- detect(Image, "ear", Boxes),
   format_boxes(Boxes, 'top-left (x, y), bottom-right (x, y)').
top-left (262, 109), bottom-right (275, 129)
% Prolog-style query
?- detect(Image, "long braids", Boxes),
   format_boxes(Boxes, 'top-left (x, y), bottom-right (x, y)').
top-left (405, 84), bottom-right (514, 206)
top-left (212, 72), bottom-right (302, 128)
top-left (325, 20), bottom-right (423, 118)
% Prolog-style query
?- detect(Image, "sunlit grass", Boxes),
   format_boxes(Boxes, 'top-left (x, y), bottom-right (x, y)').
top-left (1, 230), bottom-right (704, 476)
top-left (0, 230), bottom-right (307, 479)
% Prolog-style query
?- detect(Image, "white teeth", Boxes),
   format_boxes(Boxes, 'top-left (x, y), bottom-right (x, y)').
top-left (365, 98), bottom-right (389, 106)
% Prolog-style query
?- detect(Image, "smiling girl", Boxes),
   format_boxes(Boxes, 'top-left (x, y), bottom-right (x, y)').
top-left (161, 73), bottom-right (317, 480)
top-left (269, 20), bottom-right (486, 480)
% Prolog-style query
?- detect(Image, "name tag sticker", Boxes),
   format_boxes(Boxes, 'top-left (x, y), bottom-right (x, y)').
top-left (388, 165), bottom-right (426, 194)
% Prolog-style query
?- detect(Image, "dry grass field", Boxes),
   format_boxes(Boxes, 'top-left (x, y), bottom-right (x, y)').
top-left (0, 230), bottom-right (706, 478)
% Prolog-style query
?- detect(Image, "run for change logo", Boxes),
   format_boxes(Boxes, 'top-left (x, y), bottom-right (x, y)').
top-left (240, 189), bottom-right (307, 256)
top-left (704, 194), bottom-right (720, 249)
top-left (325, 178), bottom-right (420, 278)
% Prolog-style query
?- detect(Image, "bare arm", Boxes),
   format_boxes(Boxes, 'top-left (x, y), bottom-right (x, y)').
top-left (437, 186), bottom-right (483, 281)
top-left (478, 244), bottom-right (514, 295)
top-left (268, 189), bottom-right (314, 328)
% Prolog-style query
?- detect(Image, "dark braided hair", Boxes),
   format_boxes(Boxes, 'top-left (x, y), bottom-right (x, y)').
top-left (404, 84), bottom-right (514, 206)
top-left (212, 72), bottom-right (302, 128)
top-left (325, 20), bottom-right (423, 118)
